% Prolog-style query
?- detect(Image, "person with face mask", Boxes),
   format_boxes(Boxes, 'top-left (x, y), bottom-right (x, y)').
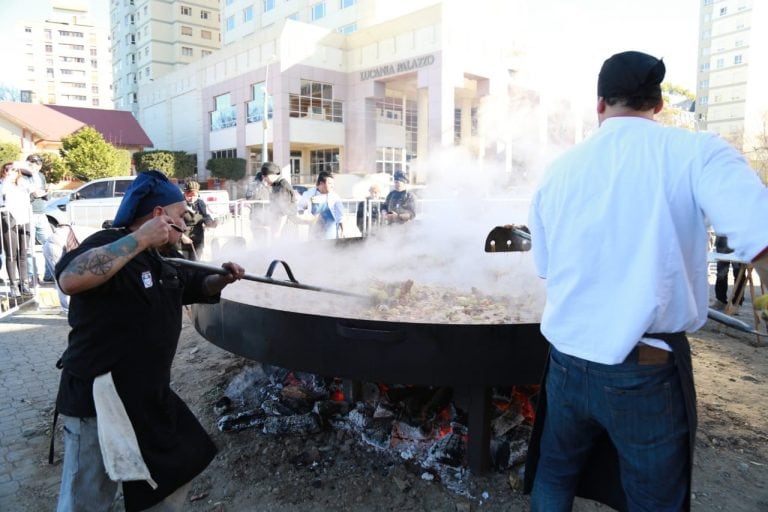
top-left (382, 171), bottom-right (416, 224)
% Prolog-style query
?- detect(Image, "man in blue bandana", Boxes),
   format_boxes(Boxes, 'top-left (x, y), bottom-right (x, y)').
top-left (53, 170), bottom-right (245, 511)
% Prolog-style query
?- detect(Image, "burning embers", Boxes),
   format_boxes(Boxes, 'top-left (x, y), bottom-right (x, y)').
top-left (215, 363), bottom-right (538, 495)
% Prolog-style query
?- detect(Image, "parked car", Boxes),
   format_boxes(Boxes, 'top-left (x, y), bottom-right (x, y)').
top-left (45, 176), bottom-right (136, 228)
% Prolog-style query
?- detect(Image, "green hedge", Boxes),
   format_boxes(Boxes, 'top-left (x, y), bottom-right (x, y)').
top-left (134, 150), bottom-right (196, 179)
top-left (0, 142), bottom-right (21, 166)
top-left (205, 157), bottom-right (246, 181)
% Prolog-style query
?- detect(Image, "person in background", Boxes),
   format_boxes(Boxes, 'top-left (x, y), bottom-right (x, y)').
top-left (0, 162), bottom-right (33, 297)
top-left (260, 162), bottom-right (297, 238)
top-left (525, 51), bottom-right (768, 511)
top-left (54, 170), bottom-right (244, 512)
top-left (23, 154), bottom-right (54, 282)
top-left (42, 224), bottom-right (92, 313)
top-left (711, 234), bottom-right (746, 313)
top-left (297, 172), bottom-right (345, 239)
top-left (180, 180), bottom-right (216, 260)
top-left (382, 171), bottom-right (417, 224)
top-left (356, 183), bottom-right (382, 236)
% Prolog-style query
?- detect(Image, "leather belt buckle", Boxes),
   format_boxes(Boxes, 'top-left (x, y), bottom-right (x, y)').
top-left (637, 345), bottom-right (669, 365)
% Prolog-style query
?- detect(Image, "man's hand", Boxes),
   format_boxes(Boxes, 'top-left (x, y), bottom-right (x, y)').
top-left (133, 216), bottom-right (183, 250)
top-left (204, 261), bottom-right (245, 295)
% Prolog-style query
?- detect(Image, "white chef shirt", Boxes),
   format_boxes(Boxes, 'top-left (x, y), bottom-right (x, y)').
top-left (529, 117), bottom-right (768, 364)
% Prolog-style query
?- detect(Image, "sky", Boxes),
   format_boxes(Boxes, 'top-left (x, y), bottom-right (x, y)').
top-left (0, 0), bottom-right (699, 96)
top-left (522, 0), bottom-right (699, 98)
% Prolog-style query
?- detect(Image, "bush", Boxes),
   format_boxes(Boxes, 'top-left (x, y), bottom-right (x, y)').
top-left (206, 157), bottom-right (246, 181)
top-left (134, 150), bottom-right (195, 179)
top-left (0, 142), bottom-right (21, 165)
top-left (60, 127), bottom-right (130, 180)
top-left (40, 153), bottom-right (69, 184)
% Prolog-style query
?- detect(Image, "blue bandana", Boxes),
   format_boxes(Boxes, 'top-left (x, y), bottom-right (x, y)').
top-left (112, 170), bottom-right (185, 228)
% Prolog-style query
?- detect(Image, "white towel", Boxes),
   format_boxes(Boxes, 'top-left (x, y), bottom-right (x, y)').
top-left (92, 372), bottom-right (158, 489)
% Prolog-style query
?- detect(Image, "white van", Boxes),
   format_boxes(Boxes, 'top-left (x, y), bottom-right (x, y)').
top-left (46, 176), bottom-right (136, 228)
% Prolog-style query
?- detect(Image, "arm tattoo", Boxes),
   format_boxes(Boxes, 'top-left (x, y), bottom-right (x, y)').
top-left (67, 235), bottom-right (140, 277)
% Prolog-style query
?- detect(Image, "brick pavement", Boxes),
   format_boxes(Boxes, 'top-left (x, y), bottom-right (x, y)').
top-left (0, 306), bottom-right (69, 511)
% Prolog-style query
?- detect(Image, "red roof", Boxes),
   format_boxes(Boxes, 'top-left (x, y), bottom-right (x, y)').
top-left (0, 102), bottom-right (84, 142)
top-left (46, 105), bottom-right (153, 148)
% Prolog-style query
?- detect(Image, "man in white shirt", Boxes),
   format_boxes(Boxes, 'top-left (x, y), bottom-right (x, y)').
top-left (525, 51), bottom-right (768, 511)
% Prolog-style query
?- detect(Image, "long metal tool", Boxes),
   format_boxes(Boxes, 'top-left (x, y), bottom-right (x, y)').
top-left (707, 308), bottom-right (764, 336)
top-left (161, 256), bottom-right (369, 299)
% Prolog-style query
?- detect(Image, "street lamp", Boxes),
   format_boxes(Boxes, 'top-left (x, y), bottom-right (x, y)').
top-left (262, 55), bottom-right (277, 164)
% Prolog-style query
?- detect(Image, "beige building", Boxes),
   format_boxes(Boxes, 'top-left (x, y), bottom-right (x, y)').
top-left (111, 0), bottom-right (221, 113)
top-left (15, 1), bottom-right (113, 108)
top-left (695, 0), bottom-right (768, 158)
top-left (137, 0), bottom-right (533, 186)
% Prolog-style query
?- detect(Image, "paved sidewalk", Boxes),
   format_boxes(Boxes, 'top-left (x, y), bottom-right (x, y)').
top-left (0, 306), bottom-right (69, 511)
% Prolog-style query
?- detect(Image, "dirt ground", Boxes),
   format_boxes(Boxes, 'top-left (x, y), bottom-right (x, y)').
top-left (13, 311), bottom-right (768, 512)
top-left (178, 316), bottom-right (768, 512)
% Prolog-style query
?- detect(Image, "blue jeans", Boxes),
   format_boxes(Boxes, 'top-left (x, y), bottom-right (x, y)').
top-left (531, 346), bottom-right (689, 512)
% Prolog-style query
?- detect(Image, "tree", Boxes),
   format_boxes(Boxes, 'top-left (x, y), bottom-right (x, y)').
top-left (206, 157), bottom-right (246, 181)
top-left (134, 150), bottom-right (196, 179)
top-left (39, 152), bottom-right (69, 184)
top-left (60, 127), bottom-right (131, 180)
top-left (743, 112), bottom-right (768, 184)
top-left (657, 83), bottom-right (695, 130)
top-left (0, 84), bottom-right (21, 102)
top-left (0, 141), bottom-right (21, 165)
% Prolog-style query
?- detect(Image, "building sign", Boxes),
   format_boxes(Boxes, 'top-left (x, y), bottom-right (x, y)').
top-left (359, 54), bottom-right (435, 81)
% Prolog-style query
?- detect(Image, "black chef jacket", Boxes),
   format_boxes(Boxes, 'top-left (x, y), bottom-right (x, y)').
top-left (54, 228), bottom-right (220, 511)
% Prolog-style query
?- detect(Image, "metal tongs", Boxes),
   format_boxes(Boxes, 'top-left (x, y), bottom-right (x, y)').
top-left (707, 308), bottom-right (765, 337)
top-left (160, 256), bottom-right (369, 299)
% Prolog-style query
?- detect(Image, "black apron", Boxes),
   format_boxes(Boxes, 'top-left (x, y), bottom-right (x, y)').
top-left (524, 332), bottom-right (695, 511)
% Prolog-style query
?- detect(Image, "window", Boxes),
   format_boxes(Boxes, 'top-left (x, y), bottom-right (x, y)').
top-left (90, 48), bottom-right (98, 56)
top-left (225, 0), bottom-right (234, 5)
top-left (181, 6), bottom-right (192, 16)
top-left (27, 66), bottom-right (34, 73)
top-left (92, 98), bottom-right (99, 106)
top-left (226, 15), bottom-right (235, 31)
top-left (181, 26), bottom-right (193, 36)
top-left (211, 93), bottom-right (236, 130)
top-left (201, 30), bottom-right (212, 40)
top-left (287, 12), bottom-right (299, 21)
top-left (92, 85), bottom-right (99, 93)
top-left (201, 10), bottom-right (210, 19)
top-left (340, 0), bottom-right (356, 7)
top-left (735, 39), bottom-right (744, 47)
top-left (288, 80), bottom-right (343, 122)
top-left (202, 50), bottom-right (212, 57)
top-left (716, 58), bottom-right (724, 68)
top-left (45, 29), bottom-right (51, 39)
top-left (719, 6), bottom-right (727, 16)
top-left (699, 96), bottom-right (708, 105)
top-left (211, 149), bottom-right (237, 159)
top-left (338, 23), bottom-right (357, 34)
top-left (264, 0), bottom-right (275, 12)
top-left (310, 149), bottom-right (339, 174)
top-left (24, 26), bottom-right (31, 33)
top-left (45, 44), bottom-right (53, 52)
top-left (376, 98), bottom-right (403, 125)
top-left (700, 62), bottom-right (710, 71)
top-left (247, 82), bottom-right (274, 123)
top-left (699, 79), bottom-right (709, 88)
top-left (405, 100), bottom-right (418, 161)
top-left (734, 54), bottom-right (743, 64)
top-left (243, 6), bottom-right (254, 22)
top-left (46, 68), bottom-right (54, 78)
top-left (182, 46), bottom-right (193, 57)
top-left (311, 2), bottom-right (326, 20)
top-left (59, 30), bottom-right (84, 37)
top-left (375, 147), bottom-right (403, 175)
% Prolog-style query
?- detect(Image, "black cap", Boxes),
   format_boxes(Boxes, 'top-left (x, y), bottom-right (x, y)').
top-left (260, 162), bottom-right (281, 176)
top-left (26, 154), bottom-right (42, 165)
top-left (394, 171), bottom-right (409, 184)
top-left (597, 51), bottom-right (665, 99)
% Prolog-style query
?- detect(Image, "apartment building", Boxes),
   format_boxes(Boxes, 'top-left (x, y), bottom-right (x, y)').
top-left (137, 0), bottom-right (530, 185)
top-left (16, 1), bottom-right (113, 108)
top-left (111, 0), bottom-right (221, 113)
top-left (695, 0), bottom-right (768, 159)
